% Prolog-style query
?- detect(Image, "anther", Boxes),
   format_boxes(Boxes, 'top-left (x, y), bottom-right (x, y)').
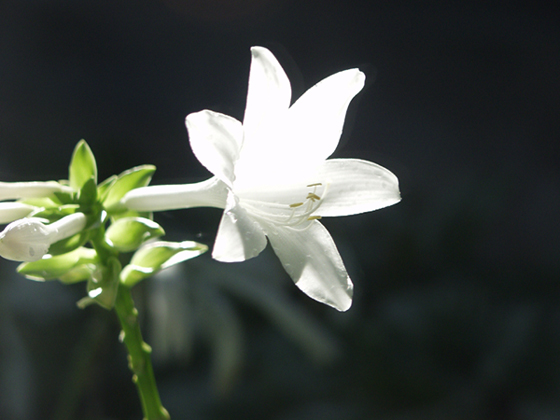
top-left (306, 193), bottom-right (321, 201)
top-left (307, 183), bottom-right (322, 187)
top-left (307, 216), bottom-right (322, 220)
top-left (289, 202), bottom-right (304, 208)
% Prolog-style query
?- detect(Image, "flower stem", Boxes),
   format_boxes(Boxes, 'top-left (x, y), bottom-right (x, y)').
top-left (114, 284), bottom-right (170, 420)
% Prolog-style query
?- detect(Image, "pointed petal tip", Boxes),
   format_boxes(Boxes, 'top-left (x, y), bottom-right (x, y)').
top-left (250, 46), bottom-right (271, 57)
top-left (301, 277), bottom-right (353, 312)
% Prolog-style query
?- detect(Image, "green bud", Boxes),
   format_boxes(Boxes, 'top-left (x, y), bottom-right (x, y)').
top-left (17, 247), bottom-right (98, 281)
top-left (121, 241), bottom-right (208, 287)
top-left (105, 217), bottom-right (164, 252)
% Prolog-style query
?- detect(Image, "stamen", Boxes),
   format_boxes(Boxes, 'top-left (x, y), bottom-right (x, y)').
top-left (238, 182), bottom-right (329, 232)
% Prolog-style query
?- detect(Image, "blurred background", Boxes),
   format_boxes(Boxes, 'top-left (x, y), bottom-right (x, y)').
top-left (1, 1), bottom-right (559, 419)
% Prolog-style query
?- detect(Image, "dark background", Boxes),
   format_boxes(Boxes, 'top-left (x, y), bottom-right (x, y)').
top-left (1, 1), bottom-right (559, 419)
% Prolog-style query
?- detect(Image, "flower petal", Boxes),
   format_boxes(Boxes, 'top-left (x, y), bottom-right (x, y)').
top-left (283, 69), bottom-right (365, 165)
top-left (314, 158), bottom-right (401, 217)
top-left (0, 202), bottom-right (36, 224)
top-left (265, 220), bottom-right (353, 311)
top-left (122, 177), bottom-right (227, 212)
top-left (186, 110), bottom-right (243, 187)
top-left (212, 192), bottom-right (267, 262)
top-left (242, 46), bottom-right (291, 147)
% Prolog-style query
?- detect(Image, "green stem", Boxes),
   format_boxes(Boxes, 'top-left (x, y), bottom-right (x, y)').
top-left (88, 220), bottom-right (169, 419)
top-left (115, 285), bottom-right (170, 420)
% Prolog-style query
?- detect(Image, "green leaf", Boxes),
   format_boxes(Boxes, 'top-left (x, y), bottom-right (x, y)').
top-left (77, 177), bottom-right (98, 206)
top-left (105, 217), bottom-right (164, 252)
top-left (97, 175), bottom-right (117, 202)
top-left (102, 165), bottom-right (156, 213)
top-left (17, 247), bottom-right (98, 281)
top-left (69, 140), bottom-right (97, 190)
top-left (29, 204), bottom-right (80, 220)
top-left (53, 191), bottom-right (75, 205)
top-left (120, 241), bottom-right (208, 287)
top-left (48, 230), bottom-right (90, 256)
top-left (20, 196), bottom-right (62, 208)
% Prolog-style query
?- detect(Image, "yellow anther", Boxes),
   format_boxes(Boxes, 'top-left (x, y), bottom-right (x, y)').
top-left (289, 202), bottom-right (304, 208)
top-left (306, 192), bottom-right (321, 201)
top-left (307, 183), bottom-right (322, 187)
top-left (307, 215), bottom-right (322, 220)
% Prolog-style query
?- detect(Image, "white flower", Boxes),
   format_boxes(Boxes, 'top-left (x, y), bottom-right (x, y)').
top-left (0, 181), bottom-right (73, 201)
top-left (0, 212), bottom-right (87, 262)
top-left (123, 47), bottom-right (401, 311)
top-left (0, 180), bottom-right (73, 224)
top-left (0, 202), bottom-right (36, 224)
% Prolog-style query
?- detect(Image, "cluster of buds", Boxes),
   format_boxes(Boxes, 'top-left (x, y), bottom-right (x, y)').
top-left (0, 140), bottom-right (207, 309)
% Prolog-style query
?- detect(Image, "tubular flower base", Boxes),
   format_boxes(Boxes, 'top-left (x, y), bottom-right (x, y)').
top-left (0, 181), bottom-right (73, 201)
top-left (123, 46), bottom-right (401, 311)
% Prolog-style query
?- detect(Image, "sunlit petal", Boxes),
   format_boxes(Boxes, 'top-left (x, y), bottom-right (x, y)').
top-left (212, 192), bottom-right (267, 262)
top-left (282, 69), bottom-right (365, 165)
top-left (186, 110), bottom-right (243, 187)
top-left (236, 69), bottom-right (365, 187)
top-left (314, 158), bottom-right (401, 217)
top-left (266, 221), bottom-right (353, 311)
top-left (243, 46), bottom-right (291, 148)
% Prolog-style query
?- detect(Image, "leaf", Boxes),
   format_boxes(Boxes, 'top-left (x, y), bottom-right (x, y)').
top-left (20, 196), bottom-right (63, 208)
top-left (17, 247), bottom-right (98, 281)
top-left (120, 241), bottom-right (208, 287)
top-left (77, 177), bottom-right (98, 206)
top-left (105, 217), bottom-right (164, 252)
top-left (102, 165), bottom-right (156, 213)
top-left (69, 140), bottom-right (98, 190)
top-left (48, 230), bottom-right (90, 256)
top-left (29, 204), bottom-right (81, 220)
top-left (97, 175), bottom-right (117, 202)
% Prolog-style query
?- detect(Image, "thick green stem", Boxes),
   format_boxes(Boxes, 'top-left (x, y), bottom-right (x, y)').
top-left (115, 285), bottom-right (170, 420)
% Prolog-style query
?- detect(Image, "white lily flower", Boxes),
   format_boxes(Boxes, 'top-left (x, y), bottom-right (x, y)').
top-left (0, 212), bottom-right (87, 262)
top-left (0, 181), bottom-right (73, 201)
top-left (0, 202), bottom-right (36, 224)
top-left (123, 47), bottom-right (401, 311)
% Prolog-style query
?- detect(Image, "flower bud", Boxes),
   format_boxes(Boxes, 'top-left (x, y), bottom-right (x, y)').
top-left (0, 213), bottom-right (87, 262)
top-left (0, 181), bottom-right (72, 201)
top-left (0, 202), bottom-right (36, 224)
top-left (0, 218), bottom-right (53, 261)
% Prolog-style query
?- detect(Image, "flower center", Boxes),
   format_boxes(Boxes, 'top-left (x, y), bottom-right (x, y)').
top-left (285, 183), bottom-right (325, 227)
top-left (239, 182), bottom-right (328, 231)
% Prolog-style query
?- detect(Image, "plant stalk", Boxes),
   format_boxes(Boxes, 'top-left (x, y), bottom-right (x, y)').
top-left (114, 284), bottom-right (170, 420)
